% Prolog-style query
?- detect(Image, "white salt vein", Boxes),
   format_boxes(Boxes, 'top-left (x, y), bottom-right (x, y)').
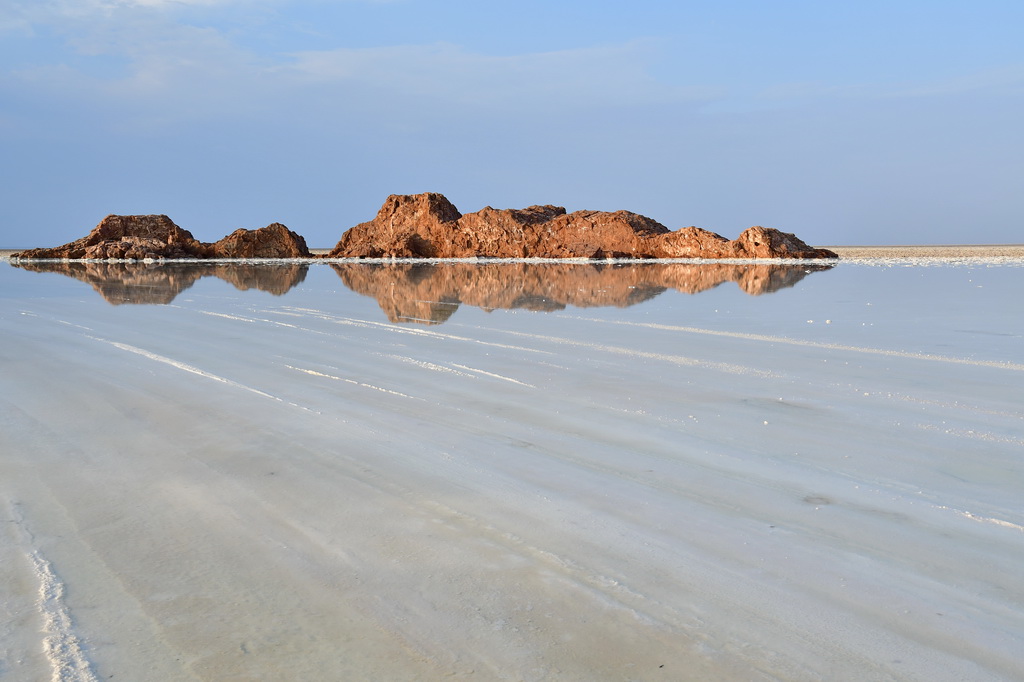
top-left (8, 501), bottom-right (100, 682)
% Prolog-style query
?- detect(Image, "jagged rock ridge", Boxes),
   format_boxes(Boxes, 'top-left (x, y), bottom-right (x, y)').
top-left (10, 194), bottom-right (835, 260)
top-left (12, 215), bottom-right (310, 260)
top-left (329, 193), bottom-right (837, 259)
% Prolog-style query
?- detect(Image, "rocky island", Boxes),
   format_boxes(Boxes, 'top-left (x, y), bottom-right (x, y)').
top-left (329, 193), bottom-right (837, 259)
top-left (11, 214), bottom-right (310, 260)
top-left (10, 193), bottom-right (837, 260)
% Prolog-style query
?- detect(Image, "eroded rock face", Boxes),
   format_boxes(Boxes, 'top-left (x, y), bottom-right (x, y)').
top-left (10, 195), bottom-right (836, 261)
top-left (212, 223), bottom-right (311, 258)
top-left (12, 215), bottom-right (310, 260)
top-left (328, 193), bottom-right (837, 259)
top-left (12, 214), bottom-right (212, 260)
top-left (334, 261), bottom-right (832, 324)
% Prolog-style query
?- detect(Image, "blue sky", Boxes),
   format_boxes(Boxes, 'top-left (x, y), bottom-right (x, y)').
top-left (2, 0), bottom-right (1022, 247)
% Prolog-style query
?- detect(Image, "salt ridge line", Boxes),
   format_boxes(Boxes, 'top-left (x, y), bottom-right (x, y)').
top-left (196, 309), bottom-right (302, 329)
top-left (202, 307), bottom-right (513, 362)
top-left (884, 392), bottom-right (1023, 420)
top-left (8, 501), bottom-right (99, 682)
top-left (19, 311), bottom-right (93, 333)
top-left (449, 363), bottom-right (536, 388)
top-left (167, 304), bottom-right (298, 328)
top-left (585, 318), bottom-right (1024, 372)
top-left (934, 506), bottom-right (1024, 533)
top-left (374, 351), bottom-right (534, 386)
top-left (285, 364), bottom-right (423, 400)
top-left (86, 336), bottom-right (318, 413)
top-left (496, 330), bottom-right (777, 377)
top-left (957, 511), bottom-right (1024, 533)
top-left (182, 307), bottom-right (308, 332)
top-left (332, 315), bottom-right (555, 354)
top-left (179, 306), bottom-right (356, 342)
top-left (824, 383), bottom-right (1024, 424)
top-left (915, 422), bottom-right (1024, 447)
top-left (29, 313), bottom-right (313, 412)
top-left (381, 354), bottom-right (479, 379)
top-left (277, 307), bottom-right (555, 355)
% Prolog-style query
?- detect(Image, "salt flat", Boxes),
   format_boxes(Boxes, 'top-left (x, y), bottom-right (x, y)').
top-left (1, 258), bottom-right (1022, 681)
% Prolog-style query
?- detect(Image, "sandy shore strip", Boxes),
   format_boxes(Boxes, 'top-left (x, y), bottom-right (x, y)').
top-left (825, 244), bottom-right (1024, 258)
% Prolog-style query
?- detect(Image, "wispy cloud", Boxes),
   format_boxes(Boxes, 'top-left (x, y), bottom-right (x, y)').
top-left (732, 63), bottom-right (1024, 115)
top-left (281, 41), bottom-right (719, 111)
top-left (4, 1), bottom-right (718, 134)
top-left (894, 64), bottom-right (1024, 98)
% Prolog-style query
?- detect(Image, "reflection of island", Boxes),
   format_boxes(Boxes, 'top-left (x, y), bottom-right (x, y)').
top-left (10, 261), bottom-right (308, 304)
top-left (8, 260), bottom-right (831, 318)
top-left (334, 261), bottom-right (833, 324)
top-left (207, 264), bottom-right (309, 296)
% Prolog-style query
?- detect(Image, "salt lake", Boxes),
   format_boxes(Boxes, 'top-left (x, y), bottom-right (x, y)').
top-left (1, 257), bottom-right (1022, 681)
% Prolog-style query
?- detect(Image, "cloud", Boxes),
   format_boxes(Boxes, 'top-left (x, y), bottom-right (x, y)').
top-left (0, 1), bottom-right (35, 34)
top-left (726, 62), bottom-right (1024, 116)
top-left (894, 64), bottom-right (1024, 98)
top-left (4, 0), bottom-right (719, 136)
top-left (281, 41), bottom-right (720, 113)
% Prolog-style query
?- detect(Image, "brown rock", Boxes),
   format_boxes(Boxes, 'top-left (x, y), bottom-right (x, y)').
top-left (729, 225), bottom-right (838, 259)
top-left (329, 193), bottom-right (462, 258)
top-left (327, 193), bottom-right (837, 260)
top-left (212, 223), bottom-right (311, 258)
top-left (12, 215), bottom-right (313, 261)
top-left (12, 214), bottom-right (211, 260)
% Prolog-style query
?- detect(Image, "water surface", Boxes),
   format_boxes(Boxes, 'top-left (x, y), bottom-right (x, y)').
top-left (1, 258), bottom-right (1022, 681)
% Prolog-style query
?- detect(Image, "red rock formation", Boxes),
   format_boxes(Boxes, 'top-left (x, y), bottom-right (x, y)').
top-left (12, 214), bottom-right (212, 260)
top-left (12, 215), bottom-right (311, 260)
top-left (328, 193), bottom-right (837, 259)
top-left (11, 214), bottom-right (214, 259)
top-left (212, 223), bottom-right (311, 258)
top-left (9, 196), bottom-right (835, 261)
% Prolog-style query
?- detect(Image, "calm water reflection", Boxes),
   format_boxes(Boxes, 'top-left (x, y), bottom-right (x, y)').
top-left (10, 261), bottom-right (310, 304)
top-left (9, 260), bottom-right (832, 323)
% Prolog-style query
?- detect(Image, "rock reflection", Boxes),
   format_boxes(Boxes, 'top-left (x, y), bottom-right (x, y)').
top-left (334, 261), bottom-right (833, 324)
top-left (10, 261), bottom-right (308, 304)
top-left (207, 264), bottom-right (309, 296)
top-left (9, 260), bottom-right (831, 317)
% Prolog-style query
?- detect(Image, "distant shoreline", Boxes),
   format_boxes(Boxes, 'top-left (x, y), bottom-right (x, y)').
top-left (4, 245), bottom-right (1024, 260)
top-left (823, 245), bottom-right (1024, 258)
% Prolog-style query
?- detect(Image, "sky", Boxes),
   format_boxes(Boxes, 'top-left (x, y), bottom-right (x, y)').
top-left (2, 0), bottom-right (1022, 248)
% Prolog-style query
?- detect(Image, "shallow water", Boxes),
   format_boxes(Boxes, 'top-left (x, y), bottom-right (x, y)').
top-left (1, 259), bottom-right (1022, 681)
